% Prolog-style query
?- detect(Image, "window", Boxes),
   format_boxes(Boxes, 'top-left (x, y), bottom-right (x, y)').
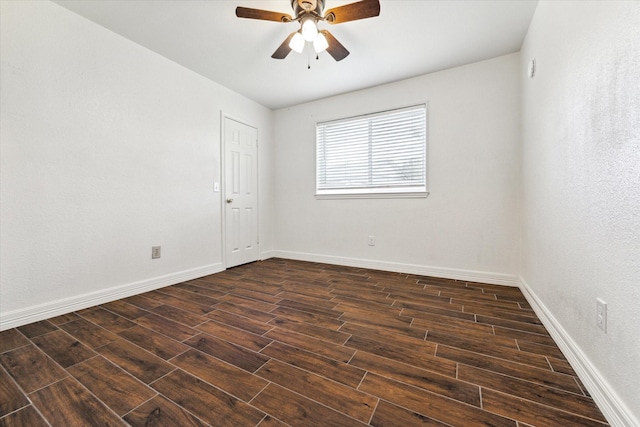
top-left (316, 104), bottom-right (427, 198)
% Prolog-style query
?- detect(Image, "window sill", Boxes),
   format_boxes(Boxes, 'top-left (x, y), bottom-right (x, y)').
top-left (315, 191), bottom-right (429, 200)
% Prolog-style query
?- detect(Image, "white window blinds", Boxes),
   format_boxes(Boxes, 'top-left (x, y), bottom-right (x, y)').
top-left (316, 104), bottom-right (427, 197)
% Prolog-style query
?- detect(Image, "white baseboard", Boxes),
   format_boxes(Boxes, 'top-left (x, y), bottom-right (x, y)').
top-left (259, 250), bottom-right (277, 261)
top-left (272, 250), bottom-right (520, 287)
top-left (0, 262), bottom-right (225, 331)
top-left (519, 276), bottom-right (638, 427)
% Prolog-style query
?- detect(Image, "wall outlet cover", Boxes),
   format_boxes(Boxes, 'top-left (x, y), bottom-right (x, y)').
top-left (152, 246), bottom-right (161, 259)
top-left (596, 298), bottom-right (607, 333)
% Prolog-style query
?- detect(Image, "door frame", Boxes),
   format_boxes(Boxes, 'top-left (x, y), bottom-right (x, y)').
top-left (220, 112), bottom-right (260, 269)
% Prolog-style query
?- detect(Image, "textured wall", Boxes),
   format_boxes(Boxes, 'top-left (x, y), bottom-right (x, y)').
top-left (0, 1), bottom-right (273, 325)
top-left (273, 54), bottom-right (521, 283)
top-left (520, 1), bottom-right (640, 422)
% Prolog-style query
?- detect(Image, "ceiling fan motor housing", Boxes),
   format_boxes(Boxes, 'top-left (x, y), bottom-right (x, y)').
top-left (292, 0), bottom-right (324, 17)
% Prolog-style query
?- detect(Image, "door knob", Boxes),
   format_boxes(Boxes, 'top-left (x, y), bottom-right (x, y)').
top-left (226, 198), bottom-right (233, 204)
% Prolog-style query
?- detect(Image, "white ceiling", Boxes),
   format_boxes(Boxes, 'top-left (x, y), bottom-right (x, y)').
top-left (53, 0), bottom-right (538, 110)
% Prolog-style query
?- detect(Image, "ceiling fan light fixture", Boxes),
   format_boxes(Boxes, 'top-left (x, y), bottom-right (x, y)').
top-left (301, 16), bottom-right (318, 42)
top-left (313, 32), bottom-right (328, 53)
top-left (289, 31), bottom-right (305, 53)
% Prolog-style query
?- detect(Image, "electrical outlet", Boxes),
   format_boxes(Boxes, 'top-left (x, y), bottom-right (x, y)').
top-left (368, 235), bottom-right (375, 246)
top-left (151, 246), bottom-right (161, 259)
top-left (596, 298), bottom-right (607, 333)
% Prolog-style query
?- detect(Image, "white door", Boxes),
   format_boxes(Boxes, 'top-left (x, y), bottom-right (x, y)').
top-left (224, 117), bottom-right (259, 268)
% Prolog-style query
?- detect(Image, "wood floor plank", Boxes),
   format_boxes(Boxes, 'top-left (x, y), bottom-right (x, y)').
top-left (101, 299), bottom-right (149, 320)
top-left (482, 388), bottom-right (609, 427)
top-left (278, 299), bottom-right (342, 319)
top-left (29, 377), bottom-right (126, 426)
top-left (134, 313), bottom-right (199, 341)
top-left (123, 395), bottom-right (207, 427)
top-left (149, 304), bottom-right (208, 327)
top-left (144, 291), bottom-right (214, 315)
top-left (31, 329), bottom-right (96, 368)
top-left (345, 335), bottom-right (455, 377)
top-left (276, 291), bottom-right (338, 307)
top-left (96, 339), bottom-right (174, 384)
top-left (214, 301), bottom-right (277, 323)
top-left (121, 293), bottom-right (164, 311)
top-left (339, 321), bottom-right (428, 345)
top-left (255, 359), bottom-right (377, 423)
top-left (176, 282), bottom-right (228, 299)
top-left (187, 277), bottom-right (236, 293)
top-left (268, 317), bottom-right (351, 344)
top-left (280, 280), bottom-right (334, 298)
top-left (170, 349), bottom-right (268, 401)
top-left (80, 307), bottom-right (136, 333)
top-left (359, 373), bottom-right (517, 427)
top-left (337, 306), bottom-right (419, 333)
top-left (58, 317), bottom-right (120, 349)
top-left (48, 312), bottom-right (81, 325)
top-left (220, 294), bottom-right (278, 313)
top-left (0, 367), bottom-right (29, 416)
top-left (250, 383), bottom-right (369, 427)
top-left (256, 415), bottom-right (290, 427)
top-left (118, 325), bottom-right (190, 360)
top-left (410, 311), bottom-right (494, 334)
top-left (196, 320), bottom-right (272, 352)
top-left (16, 320), bottom-right (58, 338)
top-left (387, 291), bottom-right (453, 308)
top-left (458, 364), bottom-right (607, 422)
top-left (269, 306), bottom-right (344, 330)
top-left (331, 294), bottom-right (395, 312)
top-left (476, 314), bottom-right (549, 335)
top-left (517, 340), bottom-right (566, 359)
top-left (0, 329), bottom-right (29, 354)
top-left (265, 327), bottom-right (355, 363)
top-left (68, 355), bottom-right (156, 416)
top-left (463, 303), bottom-right (542, 324)
top-left (370, 400), bottom-right (449, 427)
top-left (548, 356), bottom-right (578, 376)
top-left (260, 341), bottom-right (366, 389)
top-left (0, 405), bottom-right (49, 427)
top-left (335, 302), bottom-right (405, 320)
top-left (0, 344), bottom-right (68, 393)
top-left (425, 330), bottom-right (550, 369)
top-left (231, 278), bottom-right (283, 296)
top-left (411, 316), bottom-right (511, 346)
top-left (206, 309), bottom-right (275, 335)
top-left (329, 288), bottom-right (392, 306)
top-left (231, 288), bottom-right (283, 304)
top-left (183, 333), bottom-right (269, 373)
top-left (156, 286), bottom-right (221, 306)
top-left (493, 325), bottom-right (556, 346)
top-left (401, 307), bottom-right (479, 327)
top-left (152, 369), bottom-right (265, 426)
top-left (349, 350), bottom-right (481, 407)
top-left (436, 344), bottom-right (583, 394)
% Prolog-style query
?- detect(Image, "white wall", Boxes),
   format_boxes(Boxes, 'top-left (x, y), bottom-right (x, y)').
top-left (520, 1), bottom-right (640, 425)
top-left (273, 54), bottom-right (521, 285)
top-left (0, 1), bottom-right (273, 329)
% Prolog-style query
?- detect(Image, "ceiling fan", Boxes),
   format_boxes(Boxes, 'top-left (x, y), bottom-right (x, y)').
top-left (236, 0), bottom-right (381, 62)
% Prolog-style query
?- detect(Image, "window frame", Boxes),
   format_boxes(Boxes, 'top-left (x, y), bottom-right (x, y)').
top-left (315, 104), bottom-right (429, 200)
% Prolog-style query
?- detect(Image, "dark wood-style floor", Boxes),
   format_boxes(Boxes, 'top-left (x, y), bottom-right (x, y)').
top-left (1, 258), bottom-right (607, 426)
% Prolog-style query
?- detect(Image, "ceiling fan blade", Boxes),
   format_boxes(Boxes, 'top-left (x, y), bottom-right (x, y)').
top-left (320, 30), bottom-right (349, 61)
top-left (236, 6), bottom-right (293, 22)
top-left (272, 32), bottom-right (297, 59)
top-left (324, 0), bottom-right (380, 24)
